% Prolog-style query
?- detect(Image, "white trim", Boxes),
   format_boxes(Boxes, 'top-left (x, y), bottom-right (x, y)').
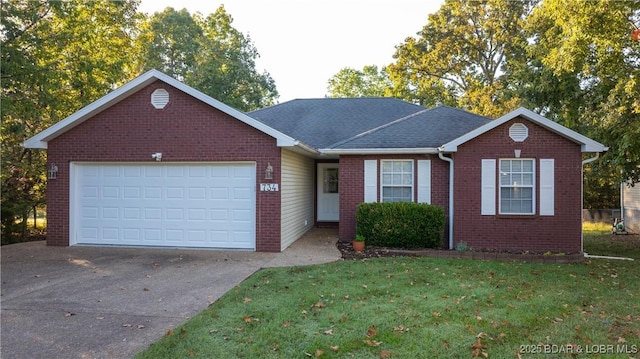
top-left (498, 158), bottom-right (536, 215)
top-left (539, 159), bottom-right (555, 216)
top-left (440, 107), bottom-right (607, 153)
top-left (364, 160), bottom-right (378, 203)
top-left (23, 69), bottom-right (297, 149)
top-left (319, 147), bottom-right (439, 155)
top-left (380, 159), bottom-right (414, 202)
top-left (417, 160), bottom-right (431, 204)
top-left (481, 159), bottom-right (496, 215)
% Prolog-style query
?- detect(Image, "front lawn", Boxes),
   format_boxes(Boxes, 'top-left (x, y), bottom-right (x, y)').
top-left (137, 232), bottom-right (639, 359)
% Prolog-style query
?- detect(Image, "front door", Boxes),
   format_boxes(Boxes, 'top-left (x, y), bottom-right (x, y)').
top-left (317, 163), bottom-right (339, 221)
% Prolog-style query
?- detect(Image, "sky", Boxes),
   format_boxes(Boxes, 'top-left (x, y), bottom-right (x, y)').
top-left (138, 0), bottom-right (445, 102)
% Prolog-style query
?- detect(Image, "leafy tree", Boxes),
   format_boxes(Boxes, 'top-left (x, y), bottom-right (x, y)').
top-left (188, 6), bottom-right (278, 111)
top-left (136, 6), bottom-right (277, 111)
top-left (138, 7), bottom-right (201, 81)
top-left (525, 0), bottom-right (640, 207)
top-left (1, 0), bottom-right (140, 242)
top-left (327, 65), bottom-right (392, 98)
top-left (389, 0), bottom-right (536, 116)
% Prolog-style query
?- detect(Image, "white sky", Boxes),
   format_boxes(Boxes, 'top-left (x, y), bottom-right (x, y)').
top-left (138, 0), bottom-right (444, 102)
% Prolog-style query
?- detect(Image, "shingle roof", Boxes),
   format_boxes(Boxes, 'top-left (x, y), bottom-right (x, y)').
top-left (248, 98), bottom-right (491, 150)
top-left (248, 98), bottom-right (426, 148)
top-left (329, 105), bottom-right (492, 149)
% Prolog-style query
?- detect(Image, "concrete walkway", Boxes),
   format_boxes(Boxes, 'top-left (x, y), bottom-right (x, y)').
top-left (1, 228), bottom-right (340, 359)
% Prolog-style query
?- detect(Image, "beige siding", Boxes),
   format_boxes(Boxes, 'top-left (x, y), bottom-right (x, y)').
top-left (623, 183), bottom-right (640, 233)
top-left (281, 149), bottom-right (315, 249)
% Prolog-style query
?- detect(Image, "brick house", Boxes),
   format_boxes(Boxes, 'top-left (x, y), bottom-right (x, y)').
top-left (24, 70), bottom-right (607, 253)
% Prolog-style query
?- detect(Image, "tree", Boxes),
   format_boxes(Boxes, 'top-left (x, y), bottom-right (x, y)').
top-left (525, 0), bottom-right (640, 207)
top-left (138, 7), bottom-right (201, 81)
top-left (389, 0), bottom-right (536, 117)
top-left (327, 65), bottom-right (392, 98)
top-left (188, 6), bottom-right (278, 111)
top-left (1, 0), bottom-right (140, 242)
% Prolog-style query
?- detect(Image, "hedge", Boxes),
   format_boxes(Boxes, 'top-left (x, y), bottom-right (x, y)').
top-left (356, 202), bottom-right (445, 249)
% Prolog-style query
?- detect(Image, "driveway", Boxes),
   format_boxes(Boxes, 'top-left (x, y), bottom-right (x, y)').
top-left (1, 228), bottom-right (341, 359)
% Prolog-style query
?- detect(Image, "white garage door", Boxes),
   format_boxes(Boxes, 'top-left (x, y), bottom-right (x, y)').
top-left (71, 163), bottom-right (256, 249)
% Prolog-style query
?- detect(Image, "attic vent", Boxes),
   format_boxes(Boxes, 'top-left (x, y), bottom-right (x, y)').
top-left (151, 88), bottom-right (169, 109)
top-left (509, 123), bottom-right (528, 142)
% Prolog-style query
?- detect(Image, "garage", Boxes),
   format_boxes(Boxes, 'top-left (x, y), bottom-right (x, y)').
top-left (70, 162), bottom-right (256, 249)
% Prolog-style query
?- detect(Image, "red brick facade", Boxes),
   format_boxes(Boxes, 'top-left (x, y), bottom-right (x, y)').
top-left (46, 80), bottom-right (283, 252)
top-left (337, 118), bottom-right (584, 253)
top-left (452, 117), bottom-right (583, 253)
top-left (338, 154), bottom-right (451, 245)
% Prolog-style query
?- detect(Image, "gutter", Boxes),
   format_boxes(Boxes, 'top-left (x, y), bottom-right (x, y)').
top-left (319, 147), bottom-right (439, 155)
top-left (581, 152), bottom-right (601, 253)
top-left (438, 149), bottom-right (454, 250)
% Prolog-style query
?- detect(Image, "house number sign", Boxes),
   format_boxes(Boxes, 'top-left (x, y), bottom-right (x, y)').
top-left (260, 183), bottom-right (279, 192)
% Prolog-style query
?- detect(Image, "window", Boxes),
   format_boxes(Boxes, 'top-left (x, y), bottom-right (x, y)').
top-left (499, 159), bottom-right (535, 214)
top-left (381, 160), bottom-right (413, 202)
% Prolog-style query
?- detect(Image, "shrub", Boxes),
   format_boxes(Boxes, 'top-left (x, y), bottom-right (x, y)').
top-left (356, 202), bottom-right (445, 249)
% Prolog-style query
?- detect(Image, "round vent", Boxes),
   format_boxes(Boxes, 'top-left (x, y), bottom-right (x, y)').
top-left (151, 88), bottom-right (169, 109)
top-left (509, 123), bottom-right (528, 142)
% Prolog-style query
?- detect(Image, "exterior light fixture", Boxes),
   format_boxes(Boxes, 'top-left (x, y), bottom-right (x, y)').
top-left (265, 163), bottom-right (273, 180)
top-left (48, 164), bottom-right (58, 179)
top-left (151, 152), bottom-right (162, 161)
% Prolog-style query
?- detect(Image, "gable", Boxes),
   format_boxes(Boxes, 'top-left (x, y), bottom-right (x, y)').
top-left (440, 107), bottom-right (607, 153)
top-left (23, 69), bottom-right (297, 149)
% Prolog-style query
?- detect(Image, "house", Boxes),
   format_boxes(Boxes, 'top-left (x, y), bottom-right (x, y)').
top-left (622, 183), bottom-right (640, 233)
top-left (23, 70), bottom-right (608, 253)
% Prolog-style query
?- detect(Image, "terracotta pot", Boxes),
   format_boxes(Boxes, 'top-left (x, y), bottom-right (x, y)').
top-left (352, 241), bottom-right (365, 252)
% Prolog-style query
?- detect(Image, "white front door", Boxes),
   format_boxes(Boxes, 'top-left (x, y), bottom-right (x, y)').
top-left (317, 163), bottom-right (339, 221)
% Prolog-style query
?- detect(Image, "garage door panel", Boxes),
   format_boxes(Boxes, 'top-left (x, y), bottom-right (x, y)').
top-left (72, 163), bottom-right (256, 249)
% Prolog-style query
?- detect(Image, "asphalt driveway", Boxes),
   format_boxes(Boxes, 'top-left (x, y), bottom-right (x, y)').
top-left (1, 228), bottom-right (341, 359)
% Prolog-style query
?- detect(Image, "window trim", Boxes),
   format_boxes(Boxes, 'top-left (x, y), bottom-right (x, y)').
top-left (380, 159), bottom-right (414, 202)
top-left (498, 158), bottom-right (536, 215)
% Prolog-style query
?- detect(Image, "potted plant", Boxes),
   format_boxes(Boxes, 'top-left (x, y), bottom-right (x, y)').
top-left (352, 234), bottom-right (365, 252)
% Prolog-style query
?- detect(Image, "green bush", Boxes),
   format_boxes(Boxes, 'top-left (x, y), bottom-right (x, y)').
top-left (356, 202), bottom-right (446, 249)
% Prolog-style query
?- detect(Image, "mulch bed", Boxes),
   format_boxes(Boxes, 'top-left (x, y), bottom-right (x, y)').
top-left (336, 240), bottom-right (586, 263)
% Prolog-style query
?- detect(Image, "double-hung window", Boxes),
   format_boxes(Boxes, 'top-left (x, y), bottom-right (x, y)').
top-left (499, 159), bottom-right (535, 214)
top-left (381, 160), bottom-right (413, 202)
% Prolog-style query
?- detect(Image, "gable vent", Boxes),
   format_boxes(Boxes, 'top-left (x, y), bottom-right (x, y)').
top-left (509, 123), bottom-right (528, 142)
top-left (151, 88), bottom-right (169, 109)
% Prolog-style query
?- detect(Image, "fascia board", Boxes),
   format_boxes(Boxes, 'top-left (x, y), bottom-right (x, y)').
top-left (440, 107), bottom-right (607, 153)
top-left (320, 147), bottom-right (439, 155)
top-left (22, 69), bottom-right (297, 149)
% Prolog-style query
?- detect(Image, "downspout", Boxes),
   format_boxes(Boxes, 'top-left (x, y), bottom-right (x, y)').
top-left (581, 152), bottom-right (601, 253)
top-left (438, 150), bottom-right (454, 250)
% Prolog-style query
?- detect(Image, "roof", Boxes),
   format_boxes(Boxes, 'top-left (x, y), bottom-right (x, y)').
top-left (23, 70), bottom-right (606, 156)
top-left (22, 69), bottom-right (299, 149)
top-left (324, 105), bottom-right (492, 152)
top-left (439, 107), bottom-right (608, 153)
top-left (248, 98), bottom-right (427, 149)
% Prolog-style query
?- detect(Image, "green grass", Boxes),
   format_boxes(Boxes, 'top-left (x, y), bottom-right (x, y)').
top-left (137, 232), bottom-right (640, 358)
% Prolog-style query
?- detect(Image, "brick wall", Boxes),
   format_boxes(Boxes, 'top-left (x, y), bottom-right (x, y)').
top-left (338, 154), bottom-right (450, 245)
top-left (46, 80), bottom-right (282, 252)
top-left (453, 117), bottom-right (583, 253)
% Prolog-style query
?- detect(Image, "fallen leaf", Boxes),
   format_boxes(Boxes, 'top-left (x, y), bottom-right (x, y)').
top-left (243, 297), bottom-right (252, 303)
top-left (283, 321), bottom-right (291, 328)
top-left (64, 312), bottom-right (76, 317)
top-left (165, 330), bottom-right (173, 337)
top-left (380, 350), bottom-right (392, 358)
top-left (137, 324), bottom-right (145, 329)
top-left (243, 316), bottom-right (252, 323)
top-left (311, 302), bottom-right (326, 309)
top-left (315, 349), bottom-right (324, 357)
top-left (367, 325), bottom-right (377, 337)
top-left (617, 336), bottom-right (626, 343)
top-left (330, 345), bottom-right (339, 352)
top-left (324, 329), bottom-right (333, 335)
top-left (364, 339), bottom-right (382, 346)
top-left (209, 329), bottom-right (218, 334)
top-left (122, 323), bottom-right (132, 328)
